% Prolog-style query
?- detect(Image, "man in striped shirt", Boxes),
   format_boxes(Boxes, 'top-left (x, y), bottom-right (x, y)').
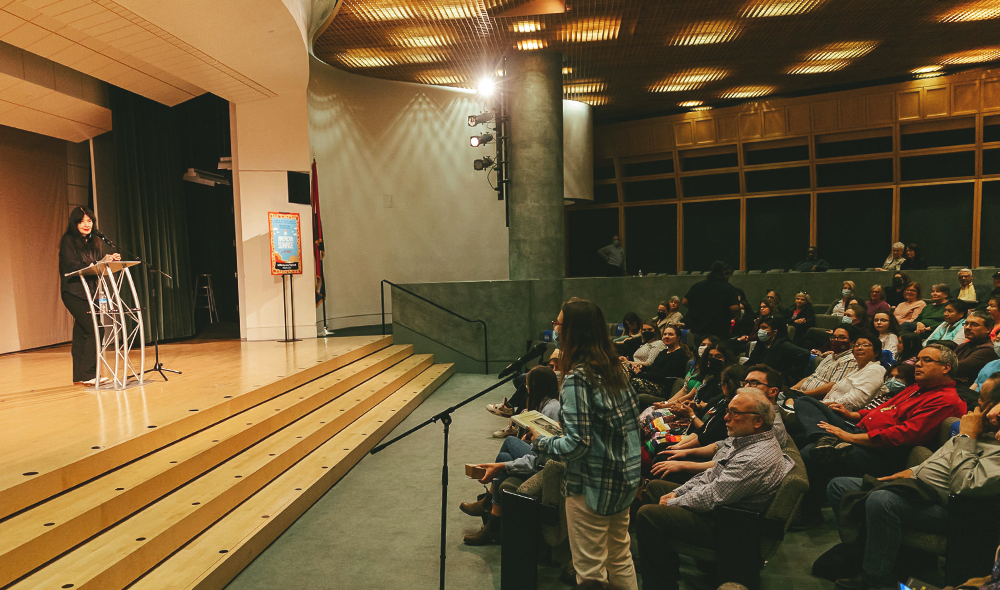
top-left (635, 389), bottom-right (794, 590)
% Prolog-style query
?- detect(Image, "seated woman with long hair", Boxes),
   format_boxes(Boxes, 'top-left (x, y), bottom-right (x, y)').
top-left (748, 315), bottom-right (810, 387)
top-left (662, 336), bottom-right (725, 406)
top-left (622, 322), bottom-right (665, 367)
top-left (631, 326), bottom-right (691, 408)
top-left (830, 281), bottom-right (856, 317)
top-left (460, 365), bottom-right (561, 544)
top-left (871, 310), bottom-right (901, 359)
top-left (656, 341), bottom-right (736, 418)
top-left (893, 282), bottom-right (926, 324)
top-left (614, 311), bottom-right (643, 358)
top-left (787, 291), bottom-right (816, 347)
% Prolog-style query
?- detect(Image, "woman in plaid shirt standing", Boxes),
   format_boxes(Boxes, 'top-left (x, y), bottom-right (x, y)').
top-left (530, 299), bottom-right (642, 590)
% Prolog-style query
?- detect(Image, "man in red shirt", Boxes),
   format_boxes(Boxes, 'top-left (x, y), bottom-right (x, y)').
top-left (791, 344), bottom-right (966, 529)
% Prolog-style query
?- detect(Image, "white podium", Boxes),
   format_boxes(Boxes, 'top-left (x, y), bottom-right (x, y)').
top-left (64, 261), bottom-right (146, 389)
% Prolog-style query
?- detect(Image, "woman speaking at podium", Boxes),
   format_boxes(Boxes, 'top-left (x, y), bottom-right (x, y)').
top-left (59, 206), bottom-right (120, 386)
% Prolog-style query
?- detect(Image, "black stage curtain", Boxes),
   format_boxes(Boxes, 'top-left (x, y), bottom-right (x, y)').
top-left (109, 87), bottom-right (194, 341)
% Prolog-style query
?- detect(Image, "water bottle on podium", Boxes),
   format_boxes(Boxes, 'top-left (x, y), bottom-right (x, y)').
top-left (99, 292), bottom-right (109, 327)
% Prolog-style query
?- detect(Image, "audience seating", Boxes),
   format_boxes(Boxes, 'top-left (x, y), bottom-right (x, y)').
top-left (500, 460), bottom-right (568, 590)
top-left (815, 314), bottom-right (842, 330)
top-left (766, 269), bottom-right (784, 274)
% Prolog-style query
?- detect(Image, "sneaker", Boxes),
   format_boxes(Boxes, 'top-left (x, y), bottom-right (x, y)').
top-left (813, 440), bottom-right (853, 465)
top-left (486, 399), bottom-right (514, 418)
top-left (492, 420), bottom-right (518, 439)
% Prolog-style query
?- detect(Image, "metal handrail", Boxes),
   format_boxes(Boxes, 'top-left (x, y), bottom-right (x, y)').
top-left (380, 279), bottom-right (489, 375)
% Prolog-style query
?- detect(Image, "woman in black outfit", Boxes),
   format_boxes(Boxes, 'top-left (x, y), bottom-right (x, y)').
top-left (748, 314), bottom-right (810, 387)
top-left (787, 291), bottom-right (816, 347)
top-left (899, 243), bottom-right (927, 271)
top-left (59, 206), bottom-right (120, 385)
top-left (632, 326), bottom-right (691, 407)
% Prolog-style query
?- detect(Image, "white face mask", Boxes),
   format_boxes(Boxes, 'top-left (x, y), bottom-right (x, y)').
top-left (994, 339), bottom-right (1000, 357)
top-left (698, 344), bottom-right (708, 357)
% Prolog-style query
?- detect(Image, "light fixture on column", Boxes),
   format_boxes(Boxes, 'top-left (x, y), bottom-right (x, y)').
top-left (474, 156), bottom-right (495, 170)
top-left (468, 112), bottom-right (494, 126)
top-left (470, 133), bottom-right (494, 147)
top-left (478, 77), bottom-right (496, 96)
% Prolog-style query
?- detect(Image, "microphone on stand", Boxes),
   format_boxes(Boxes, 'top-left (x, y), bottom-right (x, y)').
top-left (497, 342), bottom-right (549, 380)
top-left (93, 229), bottom-right (117, 249)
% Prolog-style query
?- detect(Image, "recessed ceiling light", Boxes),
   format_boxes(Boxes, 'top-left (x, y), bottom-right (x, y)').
top-left (562, 67), bottom-right (573, 75)
top-left (516, 39), bottom-right (548, 51)
top-left (575, 95), bottom-right (609, 106)
top-left (678, 101), bottom-right (703, 107)
top-left (786, 61), bottom-right (850, 74)
top-left (691, 106), bottom-right (713, 111)
top-left (559, 17), bottom-right (621, 42)
top-left (741, 0), bottom-right (827, 17)
top-left (911, 65), bottom-right (943, 74)
top-left (336, 51), bottom-right (396, 68)
top-left (720, 86), bottom-right (776, 99)
top-left (914, 72), bottom-right (946, 79)
top-left (806, 41), bottom-right (879, 61)
top-left (352, 1), bottom-right (478, 21)
top-left (938, 0), bottom-right (1000, 22)
top-left (510, 21), bottom-right (544, 33)
top-left (392, 35), bottom-right (451, 48)
top-left (670, 21), bottom-right (743, 45)
top-left (400, 52), bottom-right (445, 64)
top-left (650, 69), bottom-right (728, 92)
top-left (351, 5), bottom-right (414, 20)
top-left (420, 75), bottom-right (464, 86)
top-left (564, 81), bottom-right (606, 94)
top-left (940, 47), bottom-right (1000, 64)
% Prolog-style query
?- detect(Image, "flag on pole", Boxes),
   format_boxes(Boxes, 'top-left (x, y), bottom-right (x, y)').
top-left (310, 159), bottom-right (326, 306)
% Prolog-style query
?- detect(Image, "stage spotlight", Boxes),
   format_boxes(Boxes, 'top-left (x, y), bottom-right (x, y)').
top-left (474, 156), bottom-right (495, 170)
top-left (470, 133), bottom-right (494, 147)
top-left (468, 112), bottom-right (494, 126)
top-left (478, 77), bottom-right (496, 96)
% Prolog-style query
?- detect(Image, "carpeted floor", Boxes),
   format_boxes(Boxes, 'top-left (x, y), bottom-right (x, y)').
top-left (223, 373), bottom-right (943, 590)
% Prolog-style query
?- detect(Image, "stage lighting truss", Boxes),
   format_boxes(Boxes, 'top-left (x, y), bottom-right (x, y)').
top-left (474, 155), bottom-right (495, 170)
top-left (468, 111), bottom-right (494, 126)
top-left (470, 132), bottom-right (494, 147)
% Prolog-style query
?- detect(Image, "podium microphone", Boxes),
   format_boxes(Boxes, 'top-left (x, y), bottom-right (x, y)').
top-left (497, 342), bottom-right (548, 380)
top-left (93, 229), bottom-right (116, 249)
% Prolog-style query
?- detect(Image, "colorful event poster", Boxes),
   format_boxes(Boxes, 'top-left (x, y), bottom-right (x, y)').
top-left (268, 212), bottom-right (303, 275)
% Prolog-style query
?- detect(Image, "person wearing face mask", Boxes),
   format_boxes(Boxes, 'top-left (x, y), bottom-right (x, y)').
top-left (598, 235), bottom-right (626, 276)
top-left (831, 281), bottom-right (857, 317)
top-left (659, 343), bottom-right (735, 417)
top-left (953, 311), bottom-right (999, 390)
top-left (747, 315), bottom-right (810, 387)
top-left (662, 336), bottom-right (721, 407)
top-left (884, 271), bottom-right (910, 307)
top-left (789, 326), bottom-right (859, 400)
top-left (842, 303), bottom-right (871, 338)
top-left (622, 323), bottom-right (665, 370)
top-left (632, 327), bottom-right (692, 406)
top-left (858, 363), bottom-right (916, 411)
top-left (923, 299), bottom-right (967, 347)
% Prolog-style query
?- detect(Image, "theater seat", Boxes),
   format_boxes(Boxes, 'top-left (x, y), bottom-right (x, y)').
top-left (499, 461), bottom-right (568, 590)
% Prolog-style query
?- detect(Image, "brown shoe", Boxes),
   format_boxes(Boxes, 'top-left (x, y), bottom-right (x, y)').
top-left (459, 495), bottom-right (490, 517)
top-left (463, 516), bottom-right (500, 546)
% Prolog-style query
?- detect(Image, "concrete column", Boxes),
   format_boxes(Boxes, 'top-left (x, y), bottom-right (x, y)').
top-left (507, 51), bottom-right (565, 280)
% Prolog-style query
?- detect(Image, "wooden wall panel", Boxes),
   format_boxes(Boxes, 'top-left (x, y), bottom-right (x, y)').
top-left (868, 93), bottom-right (894, 124)
top-left (694, 118), bottom-right (716, 143)
top-left (650, 121), bottom-right (674, 151)
top-left (984, 78), bottom-right (1000, 111)
top-left (898, 90), bottom-right (921, 120)
top-left (763, 109), bottom-right (785, 136)
top-left (739, 111), bottom-right (761, 138)
top-left (953, 82), bottom-right (979, 114)
top-left (717, 114), bottom-right (738, 142)
top-left (925, 86), bottom-right (949, 117)
top-left (812, 100), bottom-right (838, 131)
top-left (839, 96), bottom-right (866, 128)
top-left (673, 120), bottom-right (694, 146)
top-left (594, 126), bottom-right (614, 158)
top-left (787, 103), bottom-right (810, 135)
top-left (630, 124), bottom-right (653, 153)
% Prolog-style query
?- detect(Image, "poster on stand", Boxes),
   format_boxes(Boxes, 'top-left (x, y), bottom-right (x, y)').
top-left (268, 212), bottom-right (303, 275)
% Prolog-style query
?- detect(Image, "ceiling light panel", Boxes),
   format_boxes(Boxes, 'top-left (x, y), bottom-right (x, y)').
top-left (806, 41), bottom-right (879, 61)
top-left (940, 47), bottom-right (1000, 64)
top-left (786, 61), bottom-right (850, 74)
top-left (914, 72), bottom-right (945, 79)
top-left (351, 1), bottom-right (479, 20)
top-left (938, 0), bottom-right (1000, 22)
top-left (564, 81), bottom-right (606, 94)
top-left (336, 50), bottom-right (397, 68)
top-left (575, 94), bottom-right (609, 105)
top-left (670, 21), bottom-right (743, 46)
top-left (516, 39), bottom-right (548, 50)
top-left (911, 65), bottom-right (943, 73)
top-left (742, 0), bottom-right (827, 17)
top-left (678, 101), bottom-right (703, 107)
top-left (720, 86), bottom-right (776, 99)
top-left (649, 69), bottom-right (728, 92)
top-left (510, 21), bottom-right (544, 33)
top-left (691, 106), bottom-right (714, 111)
top-left (391, 34), bottom-right (451, 47)
top-left (559, 17), bottom-right (621, 43)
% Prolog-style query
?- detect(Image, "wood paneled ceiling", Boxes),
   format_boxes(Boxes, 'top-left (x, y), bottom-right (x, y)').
top-left (314, 0), bottom-right (1000, 121)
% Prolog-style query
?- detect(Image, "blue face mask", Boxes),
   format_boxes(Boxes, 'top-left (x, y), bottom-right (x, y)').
top-left (552, 329), bottom-right (559, 343)
top-left (757, 328), bottom-right (770, 343)
top-left (842, 289), bottom-right (852, 297)
top-left (885, 378), bottom-right (906, 394)
top-left (842, 315), bottom-right (854, 324)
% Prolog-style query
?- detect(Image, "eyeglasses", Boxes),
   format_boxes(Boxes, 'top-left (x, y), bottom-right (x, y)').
top-left (740, 379), bottom-right (770, 388)
top-left (915, 356), bottom-right (946, 366)
top-left (726, 407), bottom-right (761, 417)
top-left (854, 342), bottom-right (873, 349)
top-left (551, 320), bottom-right (562, 327)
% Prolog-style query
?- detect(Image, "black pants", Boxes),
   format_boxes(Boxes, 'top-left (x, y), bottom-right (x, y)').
top-left (636, 480), bottom-right (716, 590)
top-left (62, 292), bottom-right (98, 382)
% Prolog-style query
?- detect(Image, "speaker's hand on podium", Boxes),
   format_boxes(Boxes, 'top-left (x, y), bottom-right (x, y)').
top-left (101, 253), bottom-right (122, 262)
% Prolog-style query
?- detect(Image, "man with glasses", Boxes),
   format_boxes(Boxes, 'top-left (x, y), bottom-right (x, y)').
top-left (635, 389), bottom-right (793, 590)
top-left (788, 326), bottom-right (859, 400)
top-left (954, 311), bottom-right (999, 390)
top-left (957, 268), bottom-right (990, 311)
top-left (791, 344), bottom-right (966, 530)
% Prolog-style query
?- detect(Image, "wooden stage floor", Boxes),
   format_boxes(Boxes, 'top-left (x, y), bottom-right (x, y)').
top-left (0, 335), bottom-right (390, 517)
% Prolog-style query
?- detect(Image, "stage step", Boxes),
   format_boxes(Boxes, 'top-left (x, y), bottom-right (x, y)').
top-left (0, 354), bottom-right (450, 589)
top-left (130, 363), bottom-right (454, 590)
top-left (0, 343), bottom-right (413, 588)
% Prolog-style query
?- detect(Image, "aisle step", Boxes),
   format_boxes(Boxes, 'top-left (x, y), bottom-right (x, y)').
top-left (7, 354), bottom-right (434, 590)
top-left (0, 344), bottom-right (414, 588)
top-left (130, 363), bottom-right (454, 590)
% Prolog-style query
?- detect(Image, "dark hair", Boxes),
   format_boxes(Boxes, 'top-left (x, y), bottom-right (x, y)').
top-left (846, 302), bottom-right (869, 328)
top-left (871, 310), bottom-right (900, 337)
top-left (888, 362), bottom-right (915, 385)
top-left (622, 312), bottom-right (642, 333)
top-left (559, 299), bottom-right (628, 395)
top-left (835, 323), bottom-right (860, 342)
top-left (944, 299), bottom-right (968, 317)
top-left (642, 321), bottom-right (662, 341)
top-left (694, 334), bottom-right (721, 360)
top-left (855, 334), bottom-right (882, 359)
top-left (905, 243), bottom-right (921, 257)
top-left (766, 290), bottom-right (782, 305)
top-left (892, 270), bottom-right (911, 286)
top-left (708, 260), bottom-right (731, 280)
top-left (904, 281), bottom-right (923, 300)
top-left (525, 366), bottom-right (559, 411)
top-left (745, 364), bottom-right (783, 392)
top-left (696, 341), bottom-right (735, 376)
top-left (720, 364), bottom-right (749, 399)
top-left (969, 310), bottom-right (995, 330)
top-left (981, 372), bottom-right (1000, 407)
top-left (898, 333), bottom-right (923, 362)
top-left (757, 314), bottom-right (789, 341)
top-left (759, 300), bottom-right (774, 316)
top-left (662, 325), bottom-right (693, 359)
top-left (64, 205), bottom-right (101, 254)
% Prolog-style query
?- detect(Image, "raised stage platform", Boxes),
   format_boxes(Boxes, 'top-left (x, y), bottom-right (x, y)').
top-left (0, 336), bottom-right (453, 590)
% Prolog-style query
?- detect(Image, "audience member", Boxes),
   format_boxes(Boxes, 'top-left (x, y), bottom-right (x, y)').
top-left (923, 299), bottom-right (967, 346)
top-left (898, 333), bottom-right (923, 364)
top-left (681, 261), bottom-right (741, 339)
top-left (826, 374), bottom-right (1000, 590)
top-left (635, 389), bottom-right (793, 590)
top-left (820, 336), bottom-right (886, 411)
top-left (788, 291), bottom-right (816, 347)
top-left (614, 312), bottom-right (642, 344)
top-left (831, 281), bottom-right (856, 316)
top-left (957, 268), bottom-right (990, 310)
top-left (655, 297), bottom-right (684, 329)
top-left (486, 349), bottom-right (561, 429)
top-left (791, 344), bottom-right (965, 529)
top-left (765, 290), bottom-right (790, 319)
top-left (870, 311), bottom-right (900, 358)
top-left (623, 322), bottom-right (665, 367)
top-left (842, 303), bottom-right (869, 336)
top-left (730, 298), bottom-right (758, 341)
top-left (860, 362), bottom-right (915, 410)
top-left (656, 341), bottom-right (733, 411)
top-left (631, 326), bottom-right (691, 405)
top-left (892, 282), bottom-right (925, 324)
top-left (530, 299), bottom-right (641, 590)
top-left (908, 283), bottom-right (949, 336)
top-left (988, 297), bottom-right (1000, 341)
top-left (748, 315), bottom-right (810, 387)
top-left (898, 242), bottom-right (928, 271)
top-left (972, 358), bottom-right (1000, 392)
top-left (884, 271), bottom-right (910, 307)
top-left (865, 284), bottom-right (891, 317)
top-left (665, 335), bottom-right (721, 406)
top-left (878, 242), bottom-right (906, 272)
top-left (598, 235), bottom-right (626, 276)
top-left (954, 311), bottom-right (999, 389)
top-left (462, 366), bottom-right (561, 544)
top-left (789, 326), bottom-right (858, 399)
top-left (791, 246), bottom-right (831, 273)
top-left (651, 364), bottom-right (749, 455)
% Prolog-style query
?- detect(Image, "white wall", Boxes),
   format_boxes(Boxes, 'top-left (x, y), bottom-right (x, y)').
top-left (307, 56), bottom-right (510, 328)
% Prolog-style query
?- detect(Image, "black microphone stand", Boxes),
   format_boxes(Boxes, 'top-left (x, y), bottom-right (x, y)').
top-left (370, 373), bottom-right (519, 590)
top-left (97, 232), bottom-right (181, 381)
